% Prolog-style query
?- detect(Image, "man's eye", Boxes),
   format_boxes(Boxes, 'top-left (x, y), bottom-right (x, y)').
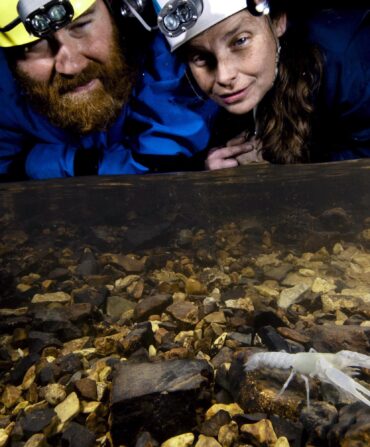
top-left (70, 19), bottom-right (91, 32)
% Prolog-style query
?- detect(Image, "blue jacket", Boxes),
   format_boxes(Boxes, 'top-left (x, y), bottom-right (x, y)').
top-left (307, 9), bottom-right (370, 161)
top-left (0, 33), bottom-right (218, 180)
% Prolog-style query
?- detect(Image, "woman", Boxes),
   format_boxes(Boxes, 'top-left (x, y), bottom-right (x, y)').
top-left (151, 0), bottom-right (370, 170)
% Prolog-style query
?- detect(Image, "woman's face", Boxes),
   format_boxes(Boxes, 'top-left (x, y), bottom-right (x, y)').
top-left (186, 10), bottom-right (287, 115)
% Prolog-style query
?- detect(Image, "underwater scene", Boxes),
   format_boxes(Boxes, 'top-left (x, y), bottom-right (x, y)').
top-left (0, 160), bottom-right (370, 446)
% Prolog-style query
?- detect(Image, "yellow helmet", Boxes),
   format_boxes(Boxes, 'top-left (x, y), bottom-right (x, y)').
top-left (0, 0), bottom-right (96, 47)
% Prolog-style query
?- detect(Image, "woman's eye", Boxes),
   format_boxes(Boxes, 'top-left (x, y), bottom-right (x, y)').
top-left (189, 53), bottom-right (208, 67)
top-left (233, 35), bottom-right (249, 47)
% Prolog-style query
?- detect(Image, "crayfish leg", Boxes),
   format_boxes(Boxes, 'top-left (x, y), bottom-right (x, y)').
top-left (278, 369), bottom-right (295, 397)
top-left (301, 374), bottom-right (310, 408)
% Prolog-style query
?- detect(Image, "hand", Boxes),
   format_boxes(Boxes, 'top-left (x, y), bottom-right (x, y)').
top-left (205, 132), bottom-right (265, 170)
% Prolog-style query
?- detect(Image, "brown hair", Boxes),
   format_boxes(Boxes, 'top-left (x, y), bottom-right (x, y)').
top-left (256, 5), bottom-right (324, 163)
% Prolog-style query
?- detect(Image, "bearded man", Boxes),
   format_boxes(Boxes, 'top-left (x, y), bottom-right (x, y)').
top-left (0, 0), bottom-right (219, 180)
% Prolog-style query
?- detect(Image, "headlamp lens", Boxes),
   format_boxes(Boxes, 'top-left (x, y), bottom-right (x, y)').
top-left (177, 5), bottom-right (193, 23)
top-left (24, 1), bottom-right (74, 37)
top-left (31, 14), bottom-right (50, 32)
top-left (158, 0), bottom-right (203, 37)
top-left (48, 4), bottom-right (68, 22)
top-left (163, 13), bottom-right (180, 32)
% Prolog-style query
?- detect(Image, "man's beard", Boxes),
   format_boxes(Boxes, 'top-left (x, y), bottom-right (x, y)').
top-left (15, 31), bottom-right (135, 134)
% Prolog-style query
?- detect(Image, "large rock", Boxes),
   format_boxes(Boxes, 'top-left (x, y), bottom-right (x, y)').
top-left (110, 359), bottom-right (213, 445)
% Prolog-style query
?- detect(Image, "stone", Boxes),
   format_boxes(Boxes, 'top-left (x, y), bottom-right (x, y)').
top-left (240, 419), bottom-right (278, 446)
top-left (200, 410), bottom-right (232, 437)
top-left (217, 421), bottom-right (238, 447)
top-left (278, 283), bottom-right (310, 309)
top-left (134, 294), bottom-right (173, 322)
top-left (31, 292), bottom-right (71, 304)
top-left (161, 433), bottom-right (194, 447)
top-left (167, 302), bottom-right (199, 326)
top-left (303, 324), bottom-right (370, 353)
top-left (54, 392), bottom-right (80, 424)
top-left (20, 407), bottom-right (57, 437)
top-left (61, 421), bottom-right (96, 447)
top-left (41, 383), bottom-right (67, 406)
top-left (205, 403), bottom-right (244, 420)
top-left (74, 378), bottom-right (98, 401)
top-left (23, 433), bottom-right (48, 447)
top-left (195, 435), bottom-right (222, 447)
top-left (300, 401), bottom-right (338, 443)
top-left (110, 359), bottom-right (213, 445)
top-left (1, 385), bottom-right (22, 409)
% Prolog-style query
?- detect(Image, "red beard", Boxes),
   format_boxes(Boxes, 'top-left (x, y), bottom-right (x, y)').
top-left (15, 29), bottom-right (135, 134)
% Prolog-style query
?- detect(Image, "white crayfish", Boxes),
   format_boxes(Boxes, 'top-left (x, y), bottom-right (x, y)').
top-left (244, 349), bottom-right (370, 408)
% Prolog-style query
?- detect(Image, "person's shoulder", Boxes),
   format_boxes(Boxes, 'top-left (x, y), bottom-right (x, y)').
top-left (306, 9), bottom-right (370, 52)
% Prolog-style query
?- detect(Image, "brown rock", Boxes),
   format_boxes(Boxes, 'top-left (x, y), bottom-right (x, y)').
top-left (74, 378), bottom-right (98, 401)
top-left (240, 419), bottom-right (278, 447)
top-left (110, 359), bottom-right (213, 446)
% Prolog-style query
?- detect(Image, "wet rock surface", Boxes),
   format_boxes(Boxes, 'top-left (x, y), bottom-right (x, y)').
top-left (0, 207), bottom-right (370, 446)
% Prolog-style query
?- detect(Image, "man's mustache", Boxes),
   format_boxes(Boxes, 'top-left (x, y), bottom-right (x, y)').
top-left (55, 64), bottom-right (104, 95)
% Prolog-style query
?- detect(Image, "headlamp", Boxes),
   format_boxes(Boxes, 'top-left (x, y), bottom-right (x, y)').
top-left (0, 0), bottom-right (74, 39)
top-left (157, 0), bottom-right (203, 38)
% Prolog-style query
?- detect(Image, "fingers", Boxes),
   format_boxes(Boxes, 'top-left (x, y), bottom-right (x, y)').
top-left (205, 157), bottom-right (239, 171)
top-left (236, 148), bottom-right (265, 165)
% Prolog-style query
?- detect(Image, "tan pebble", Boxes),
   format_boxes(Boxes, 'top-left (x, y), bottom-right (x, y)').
top-left (161, 433), bottom-right (195, 447)
top-left (81, 401), bottom-right (101, 413)
top-left (173, 292), bottom-right (187, 302)
top-left (278, 283), bottom-right (310, 309)
top-left (114, 275), bottom-right (140, 291)
top-left (148, 345), bottom-right (157, 357)
top-left (96, 382), bottom-right (108, 401)
top-left (274, 437), bottom-right (290, 447)
top-left (224, 298), bottom-right (254, 313)
top-left (16, 284), bottom-right (32, 293)
top-left (298, 268), bottom-right (315, 277)
top-left (175, 331), bottom-right (194, 344)
top-left (311, 277), bottom-right (336, 294)
top-left (241, 267), bottom-right (255, 278)
top-left (1, 385), bottom-right (22, 409)
top-left (241, 419), bottom-right (278, 446)
top-left (0, 430), bottom-right (9, 447)
top-left (185, 277), bottom-right (207, 295)
top-left (43, 384), bottom-right (66, 406)
top-left (254, 285), bottom-right (280, 299)
top-left (12, 401), bottom-right (29, 416)
top-left (41, 279), bottom-right (54, 290)
top-left (54, 392), bottom-right (80, 423)
top-left (31, 291), bottom-right (71, 304)
top-left (360, 321), bottom-right (370, 327)
top-left (195, 434), bottom-right (222, 447)
top-left (204, 311), bottom-right (227, 325)
top-left (218, 421), bottom-right (238, 447)
top-left (332, 243), bottom-right (344, 254)
top-left (212, 332), bottom-right (227, 350)
top-left (24, 433), bottom-right (48, 447)
top-left (205, 403), bottom-right (244, 420)
top-left (98, 366), bottom-right (112, 382)
top-left (21, 365), bottom-right (36, 390)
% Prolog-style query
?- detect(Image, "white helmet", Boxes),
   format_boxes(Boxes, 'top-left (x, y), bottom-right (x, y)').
top-left (152, 0), bottom-right (270, 51)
